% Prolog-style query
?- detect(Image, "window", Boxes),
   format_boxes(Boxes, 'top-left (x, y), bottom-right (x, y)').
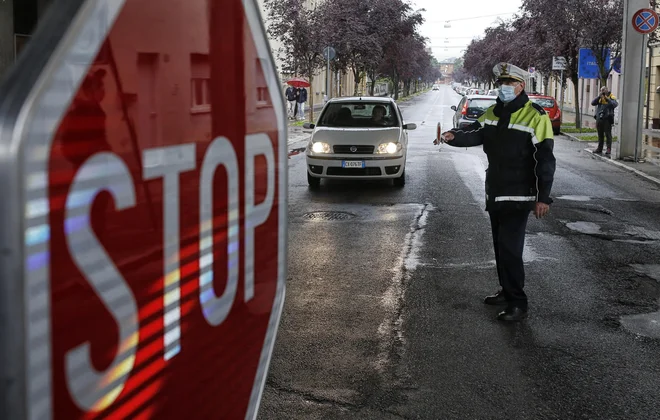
top-left (317, 102), bottom-right (400, 128)
top-left (530, 98), bottom-right (556, 109)
top-left (190, 53), bottom-right (210, 113)
top-left (255, 59), bottom-right (272, 108)
top-left (191, 78), bottom-right (211, 112)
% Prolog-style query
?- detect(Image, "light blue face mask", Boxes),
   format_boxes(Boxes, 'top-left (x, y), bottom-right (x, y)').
top-left (498, 85), bottom-right (517, 103)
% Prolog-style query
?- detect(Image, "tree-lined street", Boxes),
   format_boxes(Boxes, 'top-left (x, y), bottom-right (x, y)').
top-left (260, 86), bottom-right (660, 419)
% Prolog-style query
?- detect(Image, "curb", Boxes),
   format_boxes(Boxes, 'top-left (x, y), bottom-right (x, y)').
top-left (583, 148), bottom-right (660, 187)
top-left (559, 131), bottom-right (597, 142)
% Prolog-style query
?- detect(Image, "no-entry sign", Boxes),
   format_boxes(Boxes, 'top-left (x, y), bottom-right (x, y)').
top-left (633, 8), bottom-right (659, 34)
top-left (0, 0), bottom-right (287, 419)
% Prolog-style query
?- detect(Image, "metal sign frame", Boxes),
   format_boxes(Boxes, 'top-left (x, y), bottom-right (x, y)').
top-left (0, 0), bottom-right (288, 418)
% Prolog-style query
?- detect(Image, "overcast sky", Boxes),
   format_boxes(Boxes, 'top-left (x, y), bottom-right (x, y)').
top-left (412, 0), bottom-right (524, 62)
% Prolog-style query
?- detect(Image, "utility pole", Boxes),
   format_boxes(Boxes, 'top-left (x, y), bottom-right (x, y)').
top-left (619, 0), bottom-right (650, 160)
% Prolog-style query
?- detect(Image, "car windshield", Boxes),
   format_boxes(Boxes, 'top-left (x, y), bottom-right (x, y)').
top-left (468, 98), bottom-right (496, 112)
top-left (317, 102), bottom-right (400, 128)
top-left (530, 98), bottom-right (556, 108)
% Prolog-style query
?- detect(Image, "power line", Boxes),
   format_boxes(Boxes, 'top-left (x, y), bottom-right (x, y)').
top-left (426, 11), bottom-right (518, 23)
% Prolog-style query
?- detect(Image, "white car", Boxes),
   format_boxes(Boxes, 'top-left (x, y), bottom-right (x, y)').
top-left (304, 97), bottom-right (415, 188)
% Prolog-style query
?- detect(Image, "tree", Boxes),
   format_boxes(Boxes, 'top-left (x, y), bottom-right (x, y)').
top-left (577, 0), bottom-right (623, 86)
top-left (264, 0), bottom-right (325, 121)
top-left (318, 0), bottom-right (382, 95)
top-left (522, 0), bottom-right (585, 127)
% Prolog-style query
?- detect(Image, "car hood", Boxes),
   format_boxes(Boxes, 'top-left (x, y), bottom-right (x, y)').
top-left (311, 127), bottom-right (402, 144)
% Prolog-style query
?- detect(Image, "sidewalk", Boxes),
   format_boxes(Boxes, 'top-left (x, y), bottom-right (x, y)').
top-left (560, 131), bottom-right (660, 186)
top-left (560, 110), bottom-right (598, 129)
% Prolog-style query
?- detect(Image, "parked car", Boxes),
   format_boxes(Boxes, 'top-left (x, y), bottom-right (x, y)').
top-left (432, 84), bottom-right (440, 91)
top-left (487, 89), bottom-right (499, 96)
top-left (451, 94), bottom-right (498, 129)
top-left (528, 94), bottom-right (562, 135)
top-left (304, 97), bottom-right (415, 187)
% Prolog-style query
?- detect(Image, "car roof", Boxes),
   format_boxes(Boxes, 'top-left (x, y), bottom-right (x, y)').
top-left (466, 95), bottom-right (497, 99)
top-left (328, 96), bottom-right (394, 104)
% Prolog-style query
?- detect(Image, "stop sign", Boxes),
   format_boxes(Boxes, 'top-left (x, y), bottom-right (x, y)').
top-left (0, 0), bottom-right (286, 418)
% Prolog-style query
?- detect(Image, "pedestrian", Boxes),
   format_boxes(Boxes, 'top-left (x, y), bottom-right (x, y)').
top-left (293, 87), bottom-right (300, 119)
top-left (591, 86), bottom-right (618, 155)
top-left (439, 62), bottom-right (556, 322)
top-left (285, 84), bottom-right (297, 119)
top-left (297, 86), bottom-right (308, 120)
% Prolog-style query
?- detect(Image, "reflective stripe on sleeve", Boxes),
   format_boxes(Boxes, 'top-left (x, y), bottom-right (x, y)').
top-left (494, 196), bottom-right (536, 202)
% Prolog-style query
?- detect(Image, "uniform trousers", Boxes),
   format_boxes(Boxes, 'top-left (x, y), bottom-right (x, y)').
top-left (488, 209), bottom-right (530, 308)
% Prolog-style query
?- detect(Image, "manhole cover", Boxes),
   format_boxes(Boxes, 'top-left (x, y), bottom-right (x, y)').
top-left (302, 211), bottom-right (356, 221)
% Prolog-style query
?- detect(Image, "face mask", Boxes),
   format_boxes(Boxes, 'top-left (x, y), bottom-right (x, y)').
top-left (498, 85), bottom-right (517, 103)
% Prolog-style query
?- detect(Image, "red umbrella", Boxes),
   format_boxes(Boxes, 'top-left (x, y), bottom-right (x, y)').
top-left (286, 77), bottom-right (310, 88)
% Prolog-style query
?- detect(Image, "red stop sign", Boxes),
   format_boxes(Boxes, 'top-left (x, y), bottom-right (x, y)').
top-left (4, 0), bottom-right (286, 418)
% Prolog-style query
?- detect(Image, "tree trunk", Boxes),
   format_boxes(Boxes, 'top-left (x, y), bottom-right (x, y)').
top-left (309, 72), bottom-right (315, 123)
top-left (393, 72), bottom-right (399, 100)
top-left (368, 70), bottom-right (376, 96)
top-left (572, 74), bottom-right (581, 129)
top-left (543, 76), bottom-right (550, 96)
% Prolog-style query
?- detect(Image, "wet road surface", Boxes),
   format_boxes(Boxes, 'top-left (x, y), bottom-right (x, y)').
top-left (259, 86), bottom-right (660, 419)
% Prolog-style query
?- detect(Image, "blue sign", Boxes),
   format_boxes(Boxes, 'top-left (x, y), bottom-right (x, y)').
top-left (613, 56), bottom-right (621, 74)
top-left (578, 48), bottom-right (611, 79)
top-left (633, 9), bottom-right (659, 34)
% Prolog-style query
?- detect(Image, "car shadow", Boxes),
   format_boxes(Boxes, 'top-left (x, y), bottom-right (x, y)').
top-left (304, 178), bottom-right (404, 202)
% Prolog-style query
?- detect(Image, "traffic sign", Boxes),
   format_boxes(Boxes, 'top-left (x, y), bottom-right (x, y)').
top-left (552, 56), bottom-right (567, 71)
top-left (0, 0), bottom-right (286, 419)
top-left (323, 46), bottom-right (336, 60)
top-left (613, 56), bottom-right (622, 74)
top-left (633, 8), bottom-right (659, 34)
top-left (578, 48), bottom-right (610, 79)
top-left (528, 67), bottom-right (535, 74)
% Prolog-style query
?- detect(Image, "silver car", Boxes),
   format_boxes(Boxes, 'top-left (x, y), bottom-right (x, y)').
top-left (304, 97), bottom-right (416, 188)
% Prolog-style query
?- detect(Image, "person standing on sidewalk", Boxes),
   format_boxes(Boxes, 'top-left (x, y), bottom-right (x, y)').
top-left (439, 62), bottom-right (556, 322)
top-left (591, 86), bottom-right (618, 155)
top-left (285, 85), bottom-right (297, 119)
top-left (297, 87), bottom-right (308, 120)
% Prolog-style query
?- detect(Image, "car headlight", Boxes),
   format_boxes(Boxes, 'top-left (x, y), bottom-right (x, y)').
top-left (376, 142), bottom-right (402, 154)
top-left (311, 142), bottom-right (331, 154)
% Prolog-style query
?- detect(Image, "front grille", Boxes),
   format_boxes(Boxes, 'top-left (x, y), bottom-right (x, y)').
top-left (327, 167), bottom-right (382, 176)
top-left (333, 145), bottom-right (375, 154)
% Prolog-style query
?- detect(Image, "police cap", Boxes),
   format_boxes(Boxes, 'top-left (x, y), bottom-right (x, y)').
top-left (493, 62), bottom-right (527, 83)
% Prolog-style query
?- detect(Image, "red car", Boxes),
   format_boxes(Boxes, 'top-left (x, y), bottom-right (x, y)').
top-left (528, 94), bottom-right (561, 135)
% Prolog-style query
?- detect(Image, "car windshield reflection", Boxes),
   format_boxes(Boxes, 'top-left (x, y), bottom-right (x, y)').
top-left (317, 102), bottom-right (400, 128)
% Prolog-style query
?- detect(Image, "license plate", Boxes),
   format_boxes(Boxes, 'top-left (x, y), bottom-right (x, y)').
top-left (342, 161), bottom-right (365, 168)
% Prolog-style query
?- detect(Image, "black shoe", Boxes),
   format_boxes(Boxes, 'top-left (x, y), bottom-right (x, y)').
top-left (497, 306), bottom-right (528, 322)
top-left (594, 148), bottom-right (603, 154)
top-left (484, 290), bottom-right (507, 306)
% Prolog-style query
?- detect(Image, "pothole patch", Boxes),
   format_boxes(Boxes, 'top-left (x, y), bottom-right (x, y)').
top-left (302, 211), bottom-right (357, 221)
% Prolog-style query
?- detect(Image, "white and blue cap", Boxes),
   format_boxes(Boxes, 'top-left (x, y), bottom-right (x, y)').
top-left (493, 62), bottom-right (528, 83)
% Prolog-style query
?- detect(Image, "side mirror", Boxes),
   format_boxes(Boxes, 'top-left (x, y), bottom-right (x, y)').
top-left (403, 123), bottom-right (417, 130)
top-left (303, 122), bottom-right (315, 129)
top-left (451, 106), bottom-right (457, 111)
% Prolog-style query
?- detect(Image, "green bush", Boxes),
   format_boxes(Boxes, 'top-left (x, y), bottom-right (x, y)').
top-left (562, 127), bottom-right (597, 133)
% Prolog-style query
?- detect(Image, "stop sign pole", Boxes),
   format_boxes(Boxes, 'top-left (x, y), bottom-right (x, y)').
top-left (0, 0), bottom-right (287, 418)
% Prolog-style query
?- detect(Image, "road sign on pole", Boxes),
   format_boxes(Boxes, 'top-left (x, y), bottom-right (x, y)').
top-left (323, 46), bottom-right (336, 100)
top-left (0, 0), bottom-right (287, 419)
top-left (632, 8), bottom-right (659, 34)
top-left (552, 56), bottom-right (567, 71)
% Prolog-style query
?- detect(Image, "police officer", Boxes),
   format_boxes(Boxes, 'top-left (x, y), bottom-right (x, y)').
top-left (440, 63), bottom-right (556, 322)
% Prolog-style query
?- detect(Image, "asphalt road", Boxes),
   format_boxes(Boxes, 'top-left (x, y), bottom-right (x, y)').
top-left (259, 86), bottom-right (660, 420)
